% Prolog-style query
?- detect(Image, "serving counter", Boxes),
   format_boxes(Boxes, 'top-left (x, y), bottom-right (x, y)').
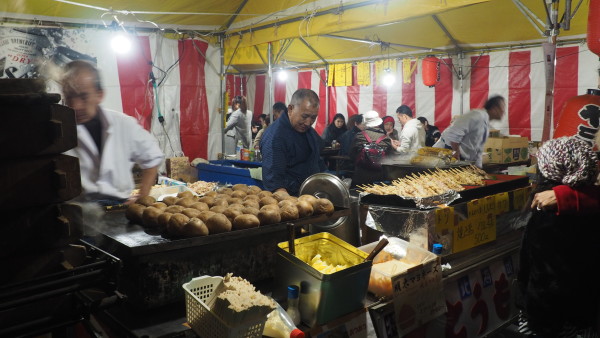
top-left (357, 167), bottom-right (530, 337)
top-left (368, 230), bottom-right (522, 338)
top-left (93, 207), bottom-right (351, 309)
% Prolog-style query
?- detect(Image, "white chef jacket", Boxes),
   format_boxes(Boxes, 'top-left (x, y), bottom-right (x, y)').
top-left (396, 118), bottom-right (426, 153)
top-left (65, 108), bottom-right (164, 200)
top-left (433, 109), bottom-right (489, 167)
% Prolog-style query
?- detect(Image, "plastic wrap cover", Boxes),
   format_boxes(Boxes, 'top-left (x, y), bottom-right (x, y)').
top-left (403, 190), bottom-right (460, 209)
top-left (365, 203), bottom-right (531, 253)
top-left (364, 205), bottom-right (432, 241)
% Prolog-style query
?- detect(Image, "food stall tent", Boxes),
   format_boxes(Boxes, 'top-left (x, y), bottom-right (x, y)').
top-left (1, 0), bottom-right (595, 162)
top-left (1, 1), bottom-right (596, 336)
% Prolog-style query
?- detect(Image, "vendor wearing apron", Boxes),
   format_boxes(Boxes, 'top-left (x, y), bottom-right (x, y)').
top-left (260, 89), bottom-right (326, 196)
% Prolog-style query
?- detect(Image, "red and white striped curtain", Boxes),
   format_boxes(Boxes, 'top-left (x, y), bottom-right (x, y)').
top-left (240, 44), bottom-right (598, 141)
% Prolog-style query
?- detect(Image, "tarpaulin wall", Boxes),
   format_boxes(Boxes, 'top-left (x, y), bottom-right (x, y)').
top-left (240, 43), bottom-right (598, 141)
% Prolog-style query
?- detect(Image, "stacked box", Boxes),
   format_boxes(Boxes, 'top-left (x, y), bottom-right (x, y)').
top-left (484, 136), bottom-right (529, 163)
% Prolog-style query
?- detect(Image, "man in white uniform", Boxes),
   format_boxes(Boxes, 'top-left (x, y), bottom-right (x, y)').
top-left (393, 105), bottom-right (425, 153)
top-left (62, 60), bottom-right (164, 205)
top-left (433, 95), bottom-right (505, 167)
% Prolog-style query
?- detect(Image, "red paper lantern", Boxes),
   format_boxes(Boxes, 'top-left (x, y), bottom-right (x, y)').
top-left (422, 56), bottom-right (440, 87)
top-left (588, 0), bottom-right (600, 56)
top-left (553, 89), bottom-right (600, 144)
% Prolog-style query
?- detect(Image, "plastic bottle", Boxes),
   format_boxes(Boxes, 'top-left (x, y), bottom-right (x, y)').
top-left (236, 140), bottom-right (243, 159)
top-left (286, 285), bottom-right (301, 326)
top-left (263, 301), bottom-right (305, 338)
top-left (432, 243), bottom-right (443, 255)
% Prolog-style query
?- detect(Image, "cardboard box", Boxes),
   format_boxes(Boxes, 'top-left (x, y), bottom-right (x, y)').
top-left (489, 129), bottom-right (501, 138)
top-left (166, 156), bottom-right (197, 182)
top-left (484, 136), bottom-right (529, 163)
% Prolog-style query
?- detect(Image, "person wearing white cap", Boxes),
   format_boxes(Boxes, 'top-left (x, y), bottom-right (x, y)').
top-left (349, 110), bottom-right (395, 187)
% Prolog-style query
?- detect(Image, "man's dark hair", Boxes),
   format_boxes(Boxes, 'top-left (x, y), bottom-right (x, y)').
top-left (272, 101), bottom-right (287, 114)
top-left (289, 89), bottom-right (319, 108)
top-left (63, 60), bottom-right (103, 91)
top-left (396, 105), bottom-right (413, 118)
top-left (484, 95), bottom-right (505, 111)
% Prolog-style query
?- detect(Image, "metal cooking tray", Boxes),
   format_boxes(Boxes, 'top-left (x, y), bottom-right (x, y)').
top-left (360, 174), bottom-right (530, 208)
top-left (98, 207), bottom-right (351, 256)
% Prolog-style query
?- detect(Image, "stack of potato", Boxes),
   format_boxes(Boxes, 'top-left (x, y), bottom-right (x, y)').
top-left (125, 183), bottom-right (335, 238)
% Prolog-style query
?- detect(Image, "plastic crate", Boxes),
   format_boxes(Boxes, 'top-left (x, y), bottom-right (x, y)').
top-left (182, 276), bottom-right (266, 338)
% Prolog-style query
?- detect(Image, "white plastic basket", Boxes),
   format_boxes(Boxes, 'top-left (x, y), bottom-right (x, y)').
top-left (182, 276), bottom-right (266, 338)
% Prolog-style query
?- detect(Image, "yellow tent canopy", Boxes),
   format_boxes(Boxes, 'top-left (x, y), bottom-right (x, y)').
top-left (3, 0), bottom-right (590, 72)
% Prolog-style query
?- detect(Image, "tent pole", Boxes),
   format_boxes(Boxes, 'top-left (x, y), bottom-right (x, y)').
top-left (268, 42), bottom-right (274, 123)
top-left (458, 52), bottom-right (465, 115)
top-left (220, 37), bottom-right (226, 158)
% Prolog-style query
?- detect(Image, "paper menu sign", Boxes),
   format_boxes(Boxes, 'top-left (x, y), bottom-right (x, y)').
top-left (391, 258), bottom-right (446, 335)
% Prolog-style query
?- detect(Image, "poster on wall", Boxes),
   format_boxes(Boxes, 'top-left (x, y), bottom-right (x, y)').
top-left (0, 27), bottom-right (96, 80)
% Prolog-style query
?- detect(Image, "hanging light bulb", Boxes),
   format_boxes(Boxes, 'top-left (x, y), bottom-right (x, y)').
top-left (383, 68), bottom-right (396, 86)
top-left (277, 69), bottom-right (288, 81)
top-left (111, 32), bottom-right (131, 54)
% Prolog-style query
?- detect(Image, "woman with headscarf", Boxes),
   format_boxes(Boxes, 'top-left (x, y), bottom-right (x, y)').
top-left (518, 136), bottom-right (600, 338)
top-left (382, 115), bottom-right (399, 141)
top-left (350, 111), bottom-right (395, 188)
top-left (321, 113), bottom-right (347, 147)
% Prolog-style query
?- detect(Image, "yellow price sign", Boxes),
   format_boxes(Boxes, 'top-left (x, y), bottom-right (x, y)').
top-left (435, 206), bottom-right (454, 231)
top-left (481, 195), bottom-right (496, 215)
top-left (495, 192), bottom-right (509, 215)
top-left (467, 199), bottom-right (480, 218)
top-left (512, 187), bottom-right (528, 211)
top-left (454, 213), bottom-right (496, 253)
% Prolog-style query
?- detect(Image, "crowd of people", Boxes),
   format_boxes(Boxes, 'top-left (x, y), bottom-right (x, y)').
top-left (234, 90), bottom-right (505, 191)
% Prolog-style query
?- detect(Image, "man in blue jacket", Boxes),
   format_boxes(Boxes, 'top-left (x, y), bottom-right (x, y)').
top-left (260, 89), bottom-right (326, 195)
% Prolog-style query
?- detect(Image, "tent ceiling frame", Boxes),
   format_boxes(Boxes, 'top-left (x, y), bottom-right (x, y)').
top-left (253, 45), bottom-right (268, 66)
top-left (229, 0), bottom-right (383, 36)
top-left (225, 36), bottom-right (243, 73)
top-left (511, 0), bottom-right (545, 36)
top-left (299, 37), bottom-right (329, 65)
top-left (322, 34), bottom-right (446, 52)
top-left (274, 39), bottom-right (294, 64)
top-left (511, 0), bottom-right (547, 31)
top-left (431, 14), bottom-right (462, 53)
top-left (222, 0), bottom-right (250, 31)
